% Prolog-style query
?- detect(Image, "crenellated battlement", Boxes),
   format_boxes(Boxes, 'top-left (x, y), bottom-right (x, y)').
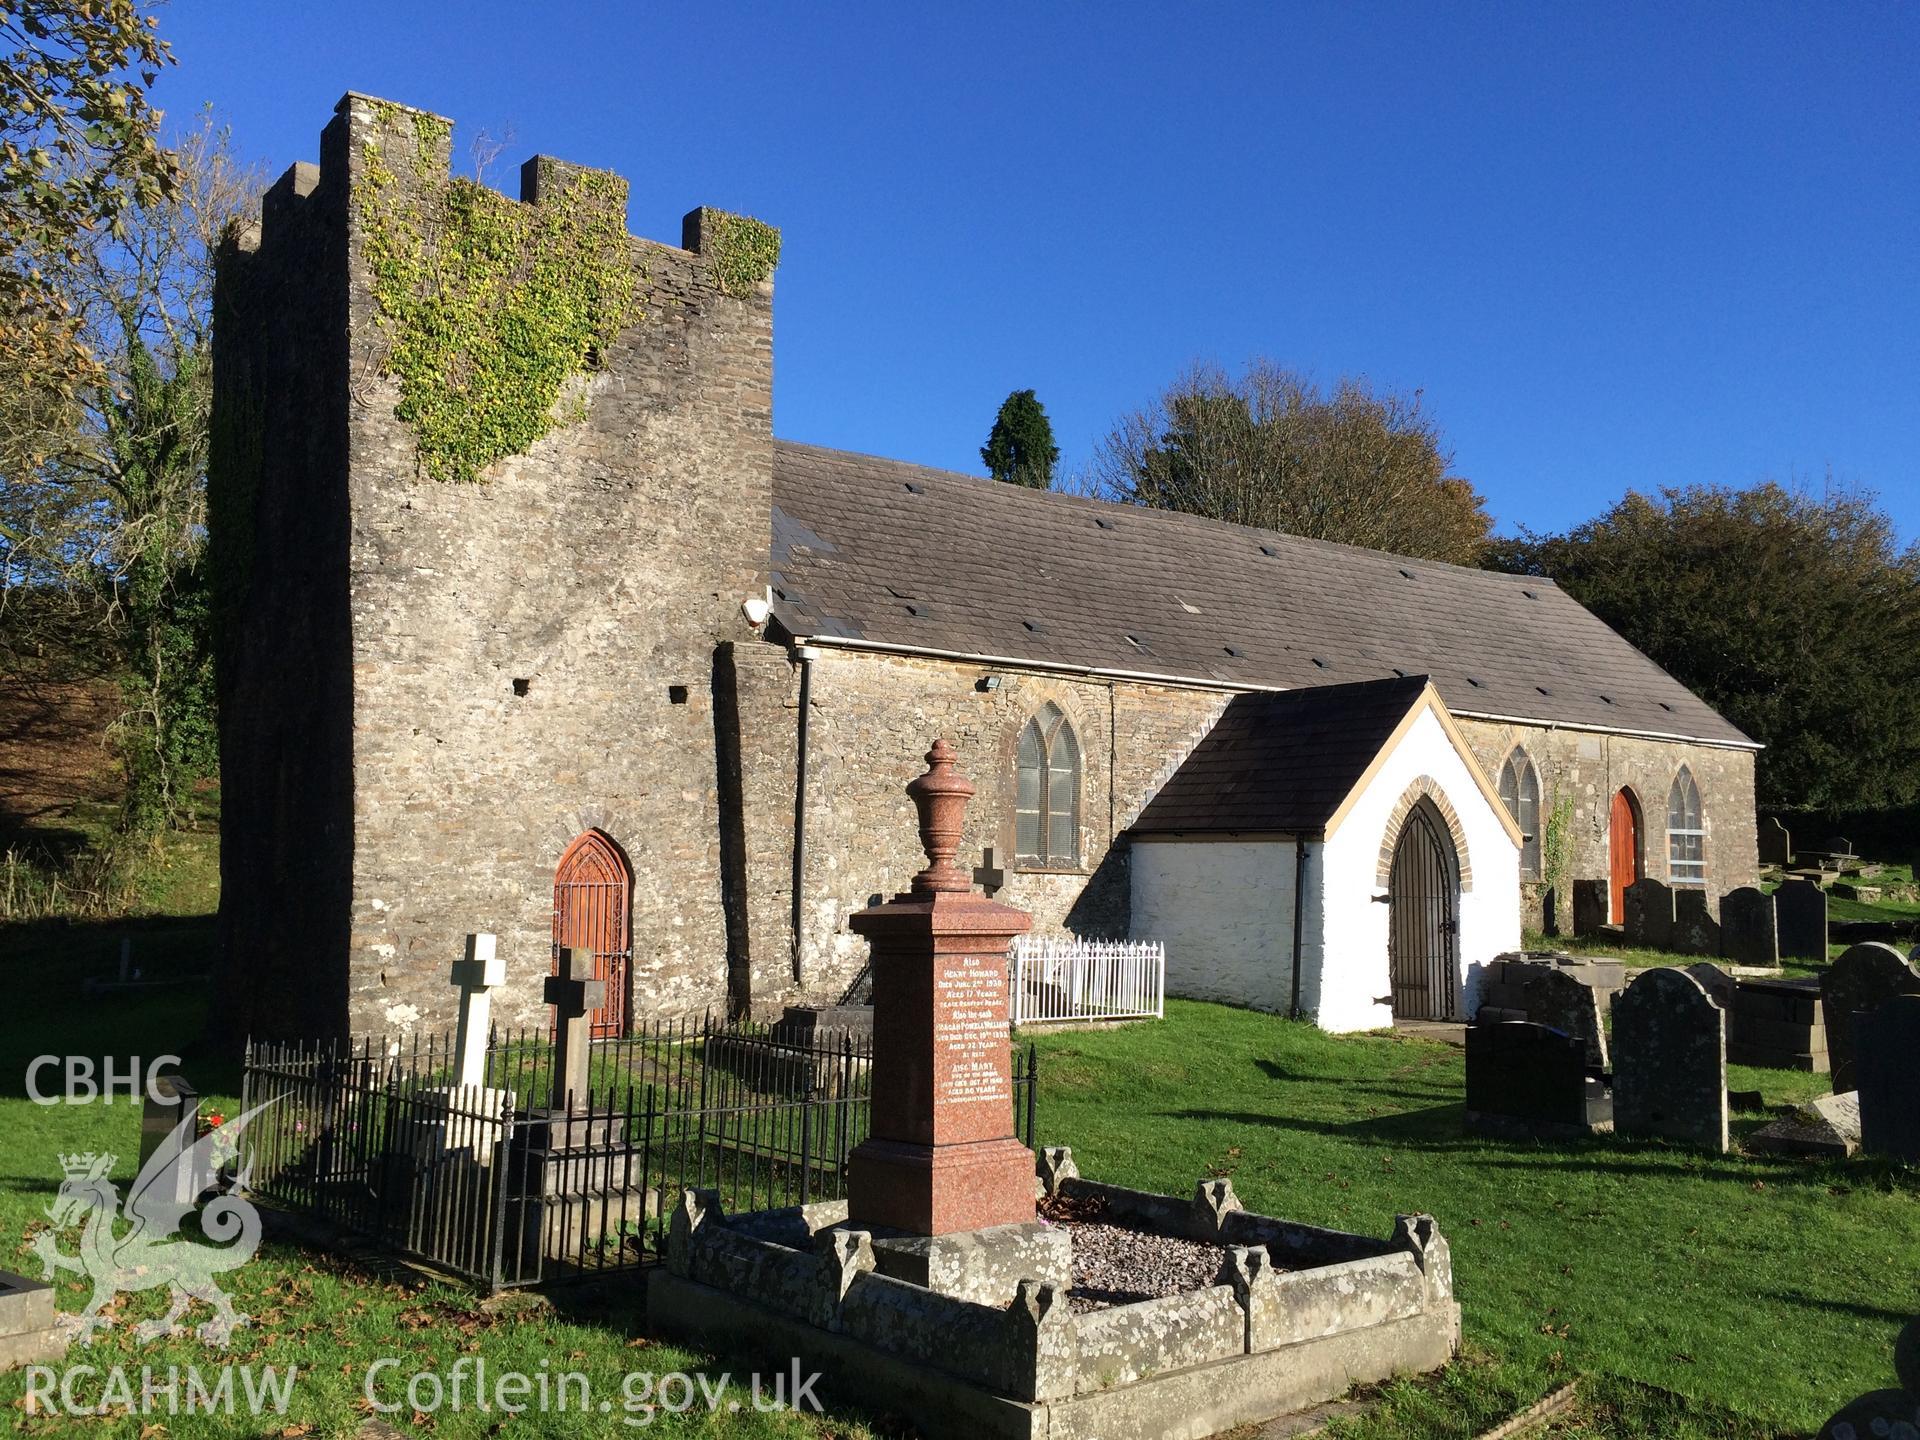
top-left (240, 93), bottom-right (778, 281)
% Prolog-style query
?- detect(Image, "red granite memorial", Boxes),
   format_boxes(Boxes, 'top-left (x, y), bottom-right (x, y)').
top-left (846, 738), bottom-right (1037, 1235)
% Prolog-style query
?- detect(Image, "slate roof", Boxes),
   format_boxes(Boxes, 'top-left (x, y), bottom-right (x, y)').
top-left (1130, 675), bottom-right (1432, 834)
top-left (769, 441), bottom-right (1756, 748)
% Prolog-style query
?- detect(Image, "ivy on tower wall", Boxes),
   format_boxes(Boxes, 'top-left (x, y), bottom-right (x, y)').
top-left (357, 107), bottom-right (643, 484)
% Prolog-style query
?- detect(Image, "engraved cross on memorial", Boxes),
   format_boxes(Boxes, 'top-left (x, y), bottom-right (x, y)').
top-left (544, 945), bottom-right (604, 1113)
top-left (846, 739), bottom-right (1036, 1235)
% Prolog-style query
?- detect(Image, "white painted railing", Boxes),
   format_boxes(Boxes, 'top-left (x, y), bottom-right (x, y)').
top-left (1008, 937), bottom-right (1165, 1026)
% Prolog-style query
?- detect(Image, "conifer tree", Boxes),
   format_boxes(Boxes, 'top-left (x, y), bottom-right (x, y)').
top-left (981, 389), bottom-right (1060, 489)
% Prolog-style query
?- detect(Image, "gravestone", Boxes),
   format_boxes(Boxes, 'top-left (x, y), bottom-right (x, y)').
top-left (1718, 887), bottom-right (1778, 968)
top-left (1673, 889), bottom-right (1720, 957)
top-left (1519, 966), bottom-right (1610, 1070)
top-left (1623, 877), bottom-right (1674, 950)
top-left (0, 1270), bottom-right (67, 1369)
top-left (1820, 942), bottom-right (1920, 1093)
top-left (1825, 835), bottom-right (1855, 858)
top-left (1749, 1091), bottom-right (1860, 1159)
top-left (1857, 995), bottom-right (1920, 1163)
top-left (1775, 878), bottom-right (1828, 961)
top-left (1817, 1316), bottom-right (1920, 1440)
top-left (1726, 975), bottom-right (1827, 1072)
top-left (847, 739), bottom-right (1043, 1239)
top-left (137, 1072), bottom-right (200, 1207)
top-left (449, 932), bottom-right (504, 1090)
top-left (544, 946), bottom-right (605, 1113)
top-left (138, 1071), bottom-right (198, 1171)
top-left (972, 845), bottom-right (1007, 899)
top-left (1612, 968), bottom-right (1728, 1151)
top-left (1682, 961), bottom-right (1736, 1009)
top-left (1571, 879), bottom-right (1609, 936)
top-left (418, 934), bottom-right (514, 1162)
top-left (1758, 816), bottom-right (1792, 868)
top-left (1465, 1022), bottom-right (1611, 1139)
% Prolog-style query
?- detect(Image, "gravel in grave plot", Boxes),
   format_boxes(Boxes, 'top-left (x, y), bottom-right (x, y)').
top-left (1044, 1192), bottom-right (1260, 1313)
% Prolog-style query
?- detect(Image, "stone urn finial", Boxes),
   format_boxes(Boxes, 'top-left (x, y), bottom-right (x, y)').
top-left (907, 738), bottom-right (974, 895)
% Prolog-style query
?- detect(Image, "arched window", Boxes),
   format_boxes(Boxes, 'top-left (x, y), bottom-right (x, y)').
top-left (1667, 767), bottom-right (1705, 888)
top-left (1015, 703), bottom-right (1080, 867)
top-left (1496, 749), bottom-right (1542, 880)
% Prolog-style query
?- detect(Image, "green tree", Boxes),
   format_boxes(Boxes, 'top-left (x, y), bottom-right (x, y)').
top-left (981, 389), bottom-right (1060, 489)
top-left (1, 0), bottom-right (177, 428)
top-left (4, 112), bottom-right (256, 835)
top-left (1490, 483), bottom-right (1920, 811)
top-left (1094, 360), bottom-right (1492, 565)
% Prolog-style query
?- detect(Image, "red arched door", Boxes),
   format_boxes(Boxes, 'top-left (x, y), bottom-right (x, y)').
top-left (552, 831), bottom-right (632, 1038)
top-left (1608, 789), bottom-right (1642, 925)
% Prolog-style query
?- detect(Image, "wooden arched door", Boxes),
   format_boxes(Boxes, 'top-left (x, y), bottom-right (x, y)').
top-left (1389, 800), bottom-right (1461, 1020)
top-left (552, 831), bottom-right (632, 1038)
top-left (1608, 789), bottom-right (1642, 925)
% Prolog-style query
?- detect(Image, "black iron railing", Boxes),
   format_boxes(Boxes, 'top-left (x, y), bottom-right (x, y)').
top-left (240, 1016), bottom-right (1038, 1290)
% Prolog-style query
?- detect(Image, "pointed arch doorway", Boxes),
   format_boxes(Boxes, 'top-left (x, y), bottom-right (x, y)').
top-left (1608, 788), bottom-right (1643, 925)
top-left (552, 830), bottom-right (633, 1038)
top-left (1388, 798), bottom-right (1461, 1021)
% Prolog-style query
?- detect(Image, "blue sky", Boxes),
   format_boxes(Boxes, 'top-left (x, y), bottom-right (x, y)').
top-left (158, 2), bottom-right (1919, 541)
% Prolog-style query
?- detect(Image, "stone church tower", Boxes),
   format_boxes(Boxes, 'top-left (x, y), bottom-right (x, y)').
top-left (210, 94), bottom-right (793, 1040)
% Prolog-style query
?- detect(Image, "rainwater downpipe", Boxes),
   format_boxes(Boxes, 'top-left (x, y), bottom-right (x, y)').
top-left (1289, 837), bottom-right (1310, 1020)
top-left (791, 645), bottom-right (818, 985)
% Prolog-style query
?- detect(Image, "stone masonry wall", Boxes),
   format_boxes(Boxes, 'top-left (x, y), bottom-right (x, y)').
top-left (782, 648), bottom-right (1228, 998)
top-left (209, 156), bottom-right (355, 1043)
top-left (781, 661), bottom-right (1758, 996)
top-left (220, 94), bottom-right (778, 1039)
top-left (1454, 718), bottom-right (1760, 924)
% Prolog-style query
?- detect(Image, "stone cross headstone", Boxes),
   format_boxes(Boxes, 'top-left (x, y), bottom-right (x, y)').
top-left (1758, 816), bottom-right (1792, 868)
top-left (544, 945), bottom-right (605, 1112)
top-left (1673, 889), bottom-right (1720, 957)
top-left (1519, 967), bottom-right (1609, 1070)
top-left (449, 932), bottom-right (504, 1090)
top-left (1775, 878), bottom-right (1828, 961)
top-left (1857, 994), bottom-right (1920, 1163)
top-left (1571, 879), bottom-right (1609, 936)
top-left (1623, 877), bottom-right (1674, 950)
top-left (972, 846), bottom-right (1007, 899)
top-left (1612, 967), bottom-right (1728, 1151)
top-left (1821, 942), bottom-right (1920, 1093)
top-left (846, 738), bottom-right (1037, 1236)
top-left (1718, 887), bottom-right (1778, 968)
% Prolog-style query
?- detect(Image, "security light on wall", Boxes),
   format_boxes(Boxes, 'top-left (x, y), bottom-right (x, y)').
top-left (977, 675), bottom-right (1002, 692)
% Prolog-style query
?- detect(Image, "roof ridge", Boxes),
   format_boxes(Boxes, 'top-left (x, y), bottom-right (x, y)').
top-left (772, 436), bottom-right (1560, 587)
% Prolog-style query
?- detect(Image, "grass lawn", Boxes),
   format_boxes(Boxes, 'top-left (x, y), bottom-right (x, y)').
top-left (1029, 1004), bottom-right (1918, 1439)
top-left (2, 812), bottom-right (1914, 1437)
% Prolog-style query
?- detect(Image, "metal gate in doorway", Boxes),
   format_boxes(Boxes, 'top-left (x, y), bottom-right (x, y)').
top-left (1388, 800), bottom-right (1459, 1020)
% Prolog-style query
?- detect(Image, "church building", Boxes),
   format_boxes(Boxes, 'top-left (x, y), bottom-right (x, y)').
top-left (210, 95), bottom-right (1760, 1042)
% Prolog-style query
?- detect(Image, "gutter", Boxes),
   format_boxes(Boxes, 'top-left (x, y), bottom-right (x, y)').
top-left (786, 632), bottom-right (1762, 753)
